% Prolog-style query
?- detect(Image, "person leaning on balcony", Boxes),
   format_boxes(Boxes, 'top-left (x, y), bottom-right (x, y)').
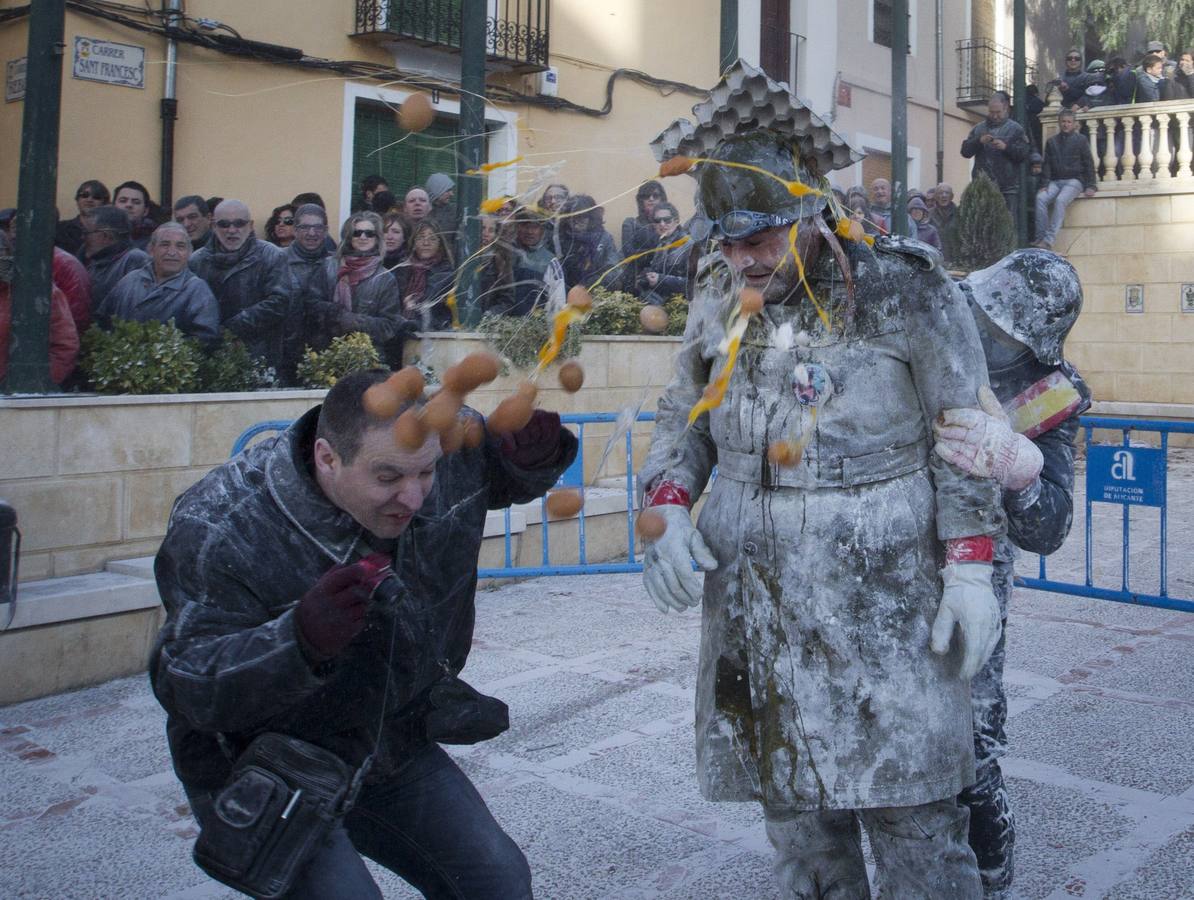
top-left (97, 223), bottom-right (219, 347)
top-left (79, 205), bottom-right (150, 316)
top-left (1033, 109), bottom-right (1096, 251)
top-left (1175, 51), bottom-right (1194, 98)
top-left (189, 199), bottom-right (297, 383)
top-left (1135, 54), bottom-right (1174, 103)
top-left (961, 92), bottom-right (1033, 220)
top-left (0, 231), bottom-right (79, 388)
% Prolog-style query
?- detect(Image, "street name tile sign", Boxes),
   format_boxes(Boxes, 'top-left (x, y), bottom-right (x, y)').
top-left (5, 57), bottom-right (24, 103)
top-left (72, 37), bottom-right (145, 90)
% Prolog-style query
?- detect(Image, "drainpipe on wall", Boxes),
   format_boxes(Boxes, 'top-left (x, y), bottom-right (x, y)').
top-left (935, 0), bottom-right (944, 186)
top-left (7, 0), bottom-right (65, 394)
top-left (159, 0), bottom-right (181, 212)
top-left (890, 0), bottom-right (909, 237)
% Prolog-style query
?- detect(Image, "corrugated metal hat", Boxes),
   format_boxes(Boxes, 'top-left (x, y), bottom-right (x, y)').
top-left (651, 60), bottom-right (863, 232)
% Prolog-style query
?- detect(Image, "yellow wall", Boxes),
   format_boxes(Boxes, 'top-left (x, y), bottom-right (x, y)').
top-left (0, 0), bottom-right (718, 234)
top-left (1061, 193), bottom-right (1194, 405)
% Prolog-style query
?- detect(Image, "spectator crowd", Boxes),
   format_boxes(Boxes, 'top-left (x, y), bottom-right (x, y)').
top-left (1, 173), bottom-right (702, 389)
top-left (2, 37), bottom-right (1189, 391)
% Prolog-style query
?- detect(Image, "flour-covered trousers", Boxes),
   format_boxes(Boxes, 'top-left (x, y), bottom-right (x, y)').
top-left (1034, 178), bottom-right (1084, 246)
top-left (764, 800), bottom-right (982, 898)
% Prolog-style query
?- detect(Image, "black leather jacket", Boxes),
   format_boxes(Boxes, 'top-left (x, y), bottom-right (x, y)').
top-left (151, 406), bottom-right (577, 791)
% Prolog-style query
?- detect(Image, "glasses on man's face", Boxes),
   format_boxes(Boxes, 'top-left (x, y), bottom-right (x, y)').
top-left (1066, 56), bottom-right (1081, 61)
top-left (654, 216), bottom-right (675, 224)
top-left (297, 224), bottom-right (326, 234)
top-left (216, 219), bottom-right (249, 229)
top-left (352, 229), bottom-right (377, 239)
top-left (278, 217), bottom-right (295, 226)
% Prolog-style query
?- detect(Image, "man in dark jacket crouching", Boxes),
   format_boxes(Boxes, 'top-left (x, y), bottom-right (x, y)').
top-left (151, 369), bottom-right (577, 898)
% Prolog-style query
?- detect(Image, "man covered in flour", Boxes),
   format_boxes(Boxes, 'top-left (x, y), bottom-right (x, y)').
top-left (637, 62), bottom-right (1004, 896)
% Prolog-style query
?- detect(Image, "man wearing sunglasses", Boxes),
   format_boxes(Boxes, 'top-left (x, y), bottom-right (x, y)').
top-left (189, 199), bottom-right (297, 384)
top-left (638, 64), bottom-right (1001, 897)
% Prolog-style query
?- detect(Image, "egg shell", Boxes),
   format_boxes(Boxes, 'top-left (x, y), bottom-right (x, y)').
top-left (566, 285), bottom-right (593, 311)
top-left (658, 155), bottom-right (693, 177)
top-left (421, 390), bottom-right (463, 433)
top-left (740, 288), bottom-right (765, 314)
top-left (640, 305), bottom-right (668, 334)
top-left (486, 395), bottom-right (534, 434)
top-left (388, 367), bottom-right (425, 402)
top-left (558, 360), bottom-right (584, 393)
top-left (363, 382), bottom-right (403, 419)
top-left (635, 509), bottom-right (668, 540)
top-left (398, 92), bottom-right (435, 133)
top-left (767, 440), bottom-right (803, 467)
top-left (545, 489), bottom-right (584, 519)
top-left (462, 419), bottom-right (486, 448)
top-left (394, 409), bottom-right (428, 449)
top-left (440, 420), bottom-right (466, 454)
top-left (454, 352), bottom-right (501, 390)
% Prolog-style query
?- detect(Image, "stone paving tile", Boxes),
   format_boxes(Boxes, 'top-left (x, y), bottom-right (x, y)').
top-left (1101, 824), bottom-right (1194, 900)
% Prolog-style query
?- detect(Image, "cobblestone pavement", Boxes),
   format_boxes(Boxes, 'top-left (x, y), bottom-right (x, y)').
top-left (2, 451), bottom-right (1193, 899)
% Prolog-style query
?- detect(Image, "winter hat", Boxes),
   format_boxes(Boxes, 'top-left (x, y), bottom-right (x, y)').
top-left (1029, 152), bottom-right (1043, 165)
top-left (1146, 40), bottom-right (1165, 52)
top-left (907, 196), bottom-right (929, 213)
top-left (1086, 59), bottom-right (1105, 72)
top-left (425, 173), bottom-right (455, 203)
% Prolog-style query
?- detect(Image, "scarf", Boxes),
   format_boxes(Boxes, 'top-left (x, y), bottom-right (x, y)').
top-left (84, 238), bottom-right (132, 265)
top-left (290, 239), bottom-right (327, 263)
top-left (207, 232), bottom-right (257, 270)
top-left (401, 254), bottom-right (441, 313)
top-left (335, 254), bottom-right (381, 310)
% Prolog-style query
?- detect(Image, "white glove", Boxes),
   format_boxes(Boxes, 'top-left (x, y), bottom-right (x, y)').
top-left (930, 563), bottom-right (1002, 679)
top-left (932, 385), bottom-right (1043, 491)
top-left (641, 504), bottom-right (719, 614)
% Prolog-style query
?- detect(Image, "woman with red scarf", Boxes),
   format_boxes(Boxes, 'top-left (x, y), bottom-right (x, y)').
top-left (394, 221), bottom-right (455, 331)
top-left (308, 211), bottom-right (410, 367)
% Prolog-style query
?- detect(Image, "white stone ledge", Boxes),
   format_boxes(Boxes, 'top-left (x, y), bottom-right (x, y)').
top-left (1090, 401), bottom-right (1194, 421)
top-left (5, 571), bottom-right (160, 630)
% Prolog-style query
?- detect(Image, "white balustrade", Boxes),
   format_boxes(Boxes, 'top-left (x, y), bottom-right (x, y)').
top-left (1041, 95), bottom-right (1194, 191)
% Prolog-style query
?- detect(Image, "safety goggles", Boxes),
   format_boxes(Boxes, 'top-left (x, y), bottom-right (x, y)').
top-left (215, 219), bottom-right (250, 229)
top-left (694, 210), bottom-right (796, 242)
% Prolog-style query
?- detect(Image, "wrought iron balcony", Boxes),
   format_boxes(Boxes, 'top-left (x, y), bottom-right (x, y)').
top-left (956, 38), bottom-right (1037, 108)
top-left (354, 0), bottom-right (550, 72)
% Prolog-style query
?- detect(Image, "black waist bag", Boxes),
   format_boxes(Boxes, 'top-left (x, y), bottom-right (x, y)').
top-left (193, 732), bottom-right (357, 899)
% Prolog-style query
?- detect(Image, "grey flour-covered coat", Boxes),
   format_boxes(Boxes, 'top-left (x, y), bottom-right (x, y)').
top-left (640, 236), bottom-right (1004, 812)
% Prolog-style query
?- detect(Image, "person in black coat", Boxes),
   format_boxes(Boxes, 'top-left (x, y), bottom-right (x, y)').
top-left (635, 202), bottom-right (690, 305)
top-left (55, 179), bottom-right (109, 255)
top-left (151, 369), bottom-right (577, 898)
top-left (394, 221), bottom-right (455, 331)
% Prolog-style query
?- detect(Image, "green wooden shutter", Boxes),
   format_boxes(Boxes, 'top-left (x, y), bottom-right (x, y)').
top-left (352, 99), bottom-right (484, 199)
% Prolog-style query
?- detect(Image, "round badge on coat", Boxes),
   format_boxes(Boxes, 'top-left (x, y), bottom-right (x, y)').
top-left (793, 363), bottom-right (833, 407)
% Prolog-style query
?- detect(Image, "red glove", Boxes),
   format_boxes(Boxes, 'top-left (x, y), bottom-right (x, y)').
top-left (500, 410), bottom-right (563, 469)
top-left (294, 553), bottom-right (391, 661)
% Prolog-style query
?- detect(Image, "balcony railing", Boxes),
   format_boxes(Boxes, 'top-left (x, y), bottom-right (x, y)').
top-left (956, 38), bottom-right (1036, 107)
top-left (1041, 96), bottom-right (1194, 192)
top-left (354, 0), bottom-right (550, 72)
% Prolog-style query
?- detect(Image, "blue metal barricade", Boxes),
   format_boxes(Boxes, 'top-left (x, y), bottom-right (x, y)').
top-left (232, 413), bottom-right (1192, 606)
top-left (1015, 416), bottom-right (1194, 613)
top-left (230, 412), bottom-right (657, 578)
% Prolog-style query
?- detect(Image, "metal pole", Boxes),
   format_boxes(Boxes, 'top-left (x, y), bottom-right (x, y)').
top-left (7, 0), bottom-right (66, 394)
top-left (720, 0), bottom-right (739, 73)
top-left (935, 0), bottom-right (945, 185)
top-left (456, 0), bottom-right (486, 328)
top-left (891, 0), bottom-right (909, 237)
top-left (160, 0), bottom-right (181, 211)
top-left (1013, 0), bottom-right (1028, 246)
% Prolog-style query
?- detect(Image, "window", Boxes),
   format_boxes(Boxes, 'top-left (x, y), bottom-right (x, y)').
top-left (871, 0), bottom-right (915, 54)
top-left (352, 99), bottom-right (486, 196)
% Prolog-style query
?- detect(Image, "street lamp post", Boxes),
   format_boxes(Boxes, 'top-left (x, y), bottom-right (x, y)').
top-left (6, 0), bottom-right (66, 393)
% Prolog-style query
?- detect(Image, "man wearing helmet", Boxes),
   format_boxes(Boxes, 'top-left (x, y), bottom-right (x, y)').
top-left (935, 250), bottom-right (1091, 897)
top-left (638, 63), bottom-right (1003, 896)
